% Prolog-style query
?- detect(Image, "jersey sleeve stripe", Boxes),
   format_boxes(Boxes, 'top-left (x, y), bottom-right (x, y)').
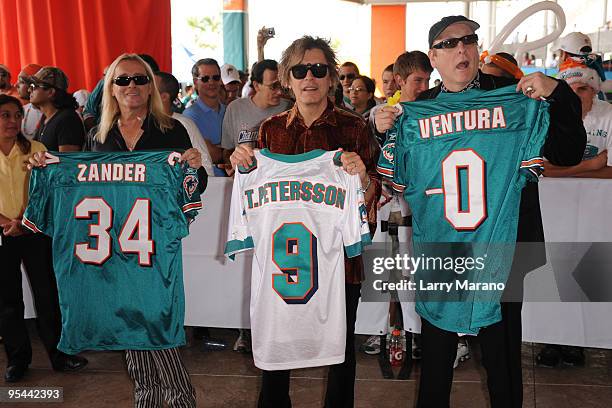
top-left (391, 181), bottom-right (406, 193)
top-left (44, 152), bottom-right (61, 164)
top-left (182, 202), bottom-right (202, 213)
top-left (224, 236), bottom-right (255, 260)
top-left (376, 165), bottom-right (394, 177)
top-left (520, 157), bottom-right (544, 167)
top-left (22, 216), bottom-right (42, 233)
top-left (344, 232), bottom-right (372, 258)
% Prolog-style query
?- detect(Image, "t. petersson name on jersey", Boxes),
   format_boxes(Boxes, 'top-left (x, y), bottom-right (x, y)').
top-left (418, 106), bottom-right (507, 139)
top-left (76, 163), bottom-right (147, 183)
top-left (244, 181), bottom-right (346, 210)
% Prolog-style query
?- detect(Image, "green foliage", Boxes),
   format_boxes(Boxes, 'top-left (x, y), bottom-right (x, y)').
top-left (187, 16), bottom-right (221, 50)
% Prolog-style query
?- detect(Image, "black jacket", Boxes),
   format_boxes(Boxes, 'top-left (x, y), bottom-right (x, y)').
top-left (419, 72), bottom-right (586, 274)
top-left (85, 114), bottom-right (208, 192)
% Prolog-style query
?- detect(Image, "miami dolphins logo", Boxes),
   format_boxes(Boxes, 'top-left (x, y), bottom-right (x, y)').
top-left (183, 175), bottom-right (198, 198)
top-left (382, 143), bottom-right (395, 163)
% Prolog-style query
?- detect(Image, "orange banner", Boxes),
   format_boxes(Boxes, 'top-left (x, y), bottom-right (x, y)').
top-left (371, 5), bottom-right (406, 96)
top-left (0, 0), bottom-right (171, 92)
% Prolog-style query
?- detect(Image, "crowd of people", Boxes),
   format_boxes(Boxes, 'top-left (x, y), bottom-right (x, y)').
top-left (1, 14), bottom-right (611, 408)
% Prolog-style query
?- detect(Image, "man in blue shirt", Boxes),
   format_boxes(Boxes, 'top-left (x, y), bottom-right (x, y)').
top-left (183, 58), bottom-right (226, 176)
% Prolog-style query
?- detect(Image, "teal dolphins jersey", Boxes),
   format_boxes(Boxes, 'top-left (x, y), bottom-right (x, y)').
top-left (379, 86), bottom-right (550, 334)
top-left (225, 149), bottom-right (371, 370)
top-left (22, 151), bottom-right (202, 353)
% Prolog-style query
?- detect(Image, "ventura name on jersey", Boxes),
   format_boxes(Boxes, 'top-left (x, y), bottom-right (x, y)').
top-left (244, 181), bottom-right (346, 210)
top-left (418, 106), bottom-right (507, 139)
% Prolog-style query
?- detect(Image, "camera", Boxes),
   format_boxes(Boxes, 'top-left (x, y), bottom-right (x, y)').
top-left (267, 27), bottom-right (275, 37)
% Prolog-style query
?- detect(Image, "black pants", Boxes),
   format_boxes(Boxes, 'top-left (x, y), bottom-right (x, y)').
top-left (417, 301), bottom-right (524, 408)
top-left (258, 283), bottom-right (361, 408)
top-left (0, 233), bottom-right (65, 367)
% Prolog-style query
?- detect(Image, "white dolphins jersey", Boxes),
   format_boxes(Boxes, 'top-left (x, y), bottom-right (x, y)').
top-left (225, 149), bottom-right (371, 370)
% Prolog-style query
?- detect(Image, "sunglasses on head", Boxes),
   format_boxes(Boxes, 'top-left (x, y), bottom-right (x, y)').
top-left (290, 63), bottom-right (329, 80)
top-left (197, 75), bottom-right (221, 83)
top-left (432, 34), bottom-right (479, 49)
top-left (113, 75), bottom-right (150, 86)
top-left (339, 73), bottom-right (356, 81)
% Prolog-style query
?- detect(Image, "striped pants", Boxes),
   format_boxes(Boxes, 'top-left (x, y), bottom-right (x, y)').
top-left (125, 348), bottom-right (195, 408)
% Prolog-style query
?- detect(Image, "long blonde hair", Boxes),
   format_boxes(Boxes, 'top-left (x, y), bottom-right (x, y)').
top-left (96, 53), bottom-right (173, 143)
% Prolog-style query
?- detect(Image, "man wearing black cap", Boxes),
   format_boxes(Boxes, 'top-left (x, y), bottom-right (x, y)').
top-left (375, 15), bottom-right (585, 408)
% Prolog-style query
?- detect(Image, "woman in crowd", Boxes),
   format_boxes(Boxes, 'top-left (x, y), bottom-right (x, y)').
top-left (0, 94), bottom-right (87, 383)
top-left (349, 75), bottom-right (377, 119)
top-left (30, 53), bottom-right (206, 408)
top-left (28, 67), bottom-right (85, 151)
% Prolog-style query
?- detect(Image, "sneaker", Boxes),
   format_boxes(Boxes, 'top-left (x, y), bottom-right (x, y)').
top-left (453, 341), bottom-right (470, 369)
top-left (560, 346), bottom-right (585, 366)
top-left (536, 345), bottom-right (561, 367)
top-left (233, 329), bottom-right (252, 353)
top-left (360, 335), bottom-right (381, 355)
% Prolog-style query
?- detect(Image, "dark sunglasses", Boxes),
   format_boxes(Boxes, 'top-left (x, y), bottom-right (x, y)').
top-left (432, 34), bottom-right (479, 49)
top-left (113, 75), bottom-right (150, 86)
top-left (197, 75), bottom-right (221, 83)
top-left (339, 73), bottom-right (356, 81)
top-left (0, 72), bottom-right (8, 77)
top-left (29, 83), bottom-right (52, 91)
top-left (260, 81), bottom-right (283, 91)
top-left (290, 63), bottom-right (329, 80)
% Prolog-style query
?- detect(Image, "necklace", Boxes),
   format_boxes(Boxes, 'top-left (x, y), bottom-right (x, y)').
top-left (118, 116), bottom-right (143, 151)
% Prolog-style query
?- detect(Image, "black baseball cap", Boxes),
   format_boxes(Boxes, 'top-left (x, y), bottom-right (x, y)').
top-left (429, 16), bottom-right (480, 49)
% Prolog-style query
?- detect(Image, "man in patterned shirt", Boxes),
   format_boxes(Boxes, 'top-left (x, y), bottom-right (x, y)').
top-left (230, 35), bottom-right (380, 408)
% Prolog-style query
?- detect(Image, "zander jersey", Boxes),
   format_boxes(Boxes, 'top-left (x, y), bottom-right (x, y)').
top-left (22, 151), bottom-right (202, 353)
top-left (377, 85), bottom-right (549, 334)
top-left (225, 149), bottom-right (371, 370)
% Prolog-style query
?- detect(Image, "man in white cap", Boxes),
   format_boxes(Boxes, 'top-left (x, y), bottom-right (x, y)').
top-left (544, 63), bottom-right (612, 179)
top-left (220, 63), bottom-right (242, 105)
top-left (555, 32), bottom-right (593, 64)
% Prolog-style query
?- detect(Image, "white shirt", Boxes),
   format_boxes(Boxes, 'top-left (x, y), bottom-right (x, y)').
top-left (583, 98), bottom-right (612, 166)
top-left (172, 112), bottom-right (215, 176)
top-left (21, 103), bottom-right (43, 140)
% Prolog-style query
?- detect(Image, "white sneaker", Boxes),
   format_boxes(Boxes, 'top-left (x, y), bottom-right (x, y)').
top-left (361, 335), bottom-right (381, 355)
top-left (453, 341), bottom-right (470, 368)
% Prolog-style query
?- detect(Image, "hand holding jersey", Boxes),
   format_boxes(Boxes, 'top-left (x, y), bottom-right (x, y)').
top-left (224, 149), bottom-right (371, 369)
top-left (378, 85), bottom-right (549, 333)
top-left (515, 71), bottom-right (559, 100)
top-left (22, 151), bottom-right (203, 353)
top-left (230, 144), bottom-right (370, 188)
top-left (28, 147), bottom-right (203, 170)
top-left (377, 15), bottom-right (584, 408)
